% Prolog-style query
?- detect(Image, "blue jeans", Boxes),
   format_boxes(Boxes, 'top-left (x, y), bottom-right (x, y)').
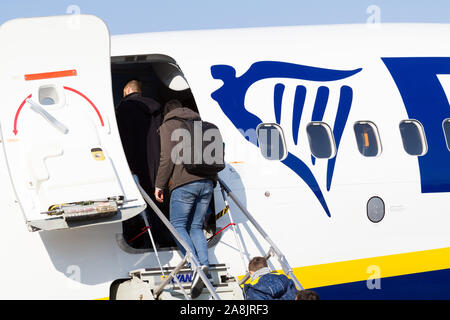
top-left (170, 179), bottom-right (213, 268)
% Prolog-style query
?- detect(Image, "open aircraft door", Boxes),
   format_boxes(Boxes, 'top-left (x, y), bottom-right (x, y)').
top-left (0, 15), bottom-right (146, 231)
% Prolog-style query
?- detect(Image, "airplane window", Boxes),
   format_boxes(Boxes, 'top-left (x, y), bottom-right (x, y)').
top-left (367, 196), bottom-right (385, 223)
top-left (443, 119), bottom-right (450, 151)
top-left (399, 120), bottom-right (428, 156)
top-left (353, 121), bottom-right (382, 157)
top-left (306, 122), bottom-right (336, 159)
top-left (256, 123), bottom-right (287, 160)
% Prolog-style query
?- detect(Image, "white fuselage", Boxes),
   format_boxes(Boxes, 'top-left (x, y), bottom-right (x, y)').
top-left (1, 21), bottom-right (450, 299)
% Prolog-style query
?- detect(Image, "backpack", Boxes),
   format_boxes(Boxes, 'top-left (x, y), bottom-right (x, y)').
top-left (171, 116), bottom-right (225, 175)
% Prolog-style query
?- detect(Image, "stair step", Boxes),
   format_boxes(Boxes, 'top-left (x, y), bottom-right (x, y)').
top-left (115, 263), bottom-right (244, 300)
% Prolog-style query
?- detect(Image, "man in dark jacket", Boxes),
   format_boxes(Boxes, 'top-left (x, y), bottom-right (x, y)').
top-left (243, 257), bottom-right (297, 300)
top-left (116, 80), bottom-right (171, 248)
top-left (154, 99), bottom-right (218, 298)
top-left (116, 80), bottom-right (161, 193)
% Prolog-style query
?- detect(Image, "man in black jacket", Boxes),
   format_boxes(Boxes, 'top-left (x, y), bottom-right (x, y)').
top-left (117, 80), bottom-right (161, 193)
top-left (116, 80), bottom-right (171, 248)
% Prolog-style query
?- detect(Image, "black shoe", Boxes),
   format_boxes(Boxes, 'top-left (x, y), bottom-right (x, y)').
top-left (191, 265), bottom-right (209, 299)
top-left (207, 273), bottom-right (214, 285)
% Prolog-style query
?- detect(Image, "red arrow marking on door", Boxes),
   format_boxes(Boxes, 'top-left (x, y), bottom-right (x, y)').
top-left (13, 87), bottom-right (104, 135)
top-left (13, 94), bottom-right (32, 135)
top-left (63, 86), bottom-right (104, 127)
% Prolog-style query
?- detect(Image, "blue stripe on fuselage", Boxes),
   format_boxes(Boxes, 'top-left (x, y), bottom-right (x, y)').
top-left (312, 267), bottom-right (450, 300)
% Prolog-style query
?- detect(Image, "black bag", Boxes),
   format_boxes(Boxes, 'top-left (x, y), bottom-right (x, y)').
top-left (173, 117), bottom-right (225, 175)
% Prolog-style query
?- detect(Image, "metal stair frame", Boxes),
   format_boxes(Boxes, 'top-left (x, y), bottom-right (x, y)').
top-left (218, 178), bottom-right (304, 290)
top-left (135, 182), bottom-right (220, 300)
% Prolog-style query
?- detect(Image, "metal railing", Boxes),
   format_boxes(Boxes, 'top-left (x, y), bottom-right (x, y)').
top-left (218, 178), bottom-right (304, 290)
top-left (135, 182), bottom-right (220, 300)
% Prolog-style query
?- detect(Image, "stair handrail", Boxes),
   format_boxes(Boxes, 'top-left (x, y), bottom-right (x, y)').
top-left (135, 182), bottom-right (220, 300)
top-left (218, 177), bottom-right (304, 291)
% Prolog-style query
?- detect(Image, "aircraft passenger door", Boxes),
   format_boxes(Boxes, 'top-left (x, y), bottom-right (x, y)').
top-left (0, 15), bottom-right (146, 231)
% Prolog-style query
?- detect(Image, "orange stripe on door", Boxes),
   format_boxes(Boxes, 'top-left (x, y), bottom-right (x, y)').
top-left (24, 69), bottom-right (77, 81)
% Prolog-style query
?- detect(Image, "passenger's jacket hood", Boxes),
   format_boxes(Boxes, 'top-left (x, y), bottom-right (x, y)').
top-left (163, 107), bottom-right (201, 122)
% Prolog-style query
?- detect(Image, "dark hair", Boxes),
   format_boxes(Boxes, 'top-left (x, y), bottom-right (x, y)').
top-left (248, 257), bottom-right (268, 272)
top-left (163, 99), bottom-right (183, 116)
top-left (295, 290), bottom-right (320, 300)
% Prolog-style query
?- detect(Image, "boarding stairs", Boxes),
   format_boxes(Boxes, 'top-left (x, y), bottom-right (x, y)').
top-left (115, 177), bottom-right (303, 300)
top-left (117, 263), bottom-right (243, 300)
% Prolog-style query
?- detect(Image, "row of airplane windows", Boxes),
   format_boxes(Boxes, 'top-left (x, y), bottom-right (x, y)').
top-left (256, 119), bottom-right (450, 160)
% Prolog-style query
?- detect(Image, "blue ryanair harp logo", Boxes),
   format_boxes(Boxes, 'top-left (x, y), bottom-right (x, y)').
top-left (382, 57), bottom-right (450, 194)
top-left (210, 61), bottom-right (363, 217)
top-left (211, 58), bottom-right (450, 218)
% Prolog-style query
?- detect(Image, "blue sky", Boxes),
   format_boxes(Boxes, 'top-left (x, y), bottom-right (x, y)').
top-left (1, 0), bottom-right (449, 35)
